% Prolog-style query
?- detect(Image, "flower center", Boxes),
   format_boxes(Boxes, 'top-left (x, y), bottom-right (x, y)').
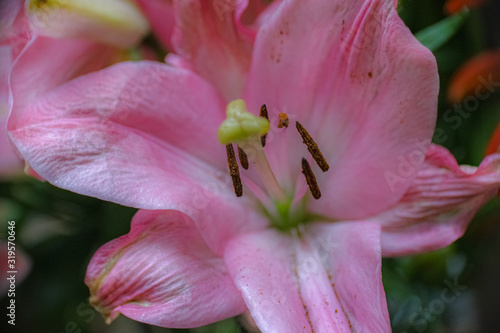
top-left (218, 99), bottom-right (330, 231)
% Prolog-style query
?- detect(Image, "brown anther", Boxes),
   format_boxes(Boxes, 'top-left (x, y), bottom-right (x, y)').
top-left (237, 146), bottom-right (249, 170)
top-left (278, 113), bottom-right (289, 128)
top-left (226, 144), bottom-right (243, 197)
top-left (301, 158), bottom-right (321, 200)
top-left (259, 104), bottom-right (269, 119)
top-left (259, 104), bottom-right (269, 147)
top-left (295, 121), bottom-right (330, 172)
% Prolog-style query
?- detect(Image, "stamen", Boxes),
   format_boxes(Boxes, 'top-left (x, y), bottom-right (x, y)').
top-left (237, 146), bottom-right (249, 170)
top-left (259, 104), bottom-right (269, 147)
top-left (278, 113), bottom-right (289, 128)
top-left (295, 121), bottom-right (330, 172)
top-left (226, 144), bottom-right (243, 197)
top-left (301, 158), bottom-right (321, 200)
top-left (218, 100), bottom-right (285, 201)
top-left (259, 104), bottom-right (269, 119)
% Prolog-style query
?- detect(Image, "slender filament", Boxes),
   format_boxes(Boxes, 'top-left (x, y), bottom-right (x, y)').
top-left (240, 141), bottom-right (286, 201)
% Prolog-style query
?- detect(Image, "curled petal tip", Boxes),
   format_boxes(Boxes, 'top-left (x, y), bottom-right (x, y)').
top-left (84, 210), bottom-right (247, 328)
top-left (88, 294), bottom-right (117, 325)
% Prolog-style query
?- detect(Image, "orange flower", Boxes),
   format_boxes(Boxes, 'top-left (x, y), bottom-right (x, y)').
top-left (444, 0), bottom-right (489, 14)
top-left (447, 50), bottom-right (500, 103)
top-left (486, 122), bottom-right (500, 156)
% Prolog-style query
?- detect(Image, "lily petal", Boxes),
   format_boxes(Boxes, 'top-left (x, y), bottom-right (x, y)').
top-left (0, 0), bottom-right (22, 41)
top-left (237, 0), bottom-right (283, 41)
top-left (0, 46), bottom-right (22, 175)
top-left (0, 117), bottom-right (22, 176)
top-left (378, 144), bottom-right (500, 257)
top-left (86, 210), bottom-right (247, 328)
top-left (0, 45), bottom-right (10, 99)
top-left (8, 36), bottom-right (117, 124)
top-left (135, 0), bottom-right (175, 50)
top-left (244, 0), bottom-right (438, 220)
top-left (224, 221), bottom-right (390, 332)
top-left (171, 0), bottom-right (253, 101)
top-left (9, 61), bottom-right (265, 254)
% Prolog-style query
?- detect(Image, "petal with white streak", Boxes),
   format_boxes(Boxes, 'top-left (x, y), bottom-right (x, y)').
top-left (86, 210), bottom-right (247, 328)
top-left (224, 221), bottom-right (390, 332)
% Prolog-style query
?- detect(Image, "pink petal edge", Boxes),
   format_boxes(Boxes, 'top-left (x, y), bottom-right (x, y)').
top-left (378, 144), bottom-right (500, 257)
top-left (136, 0), bottom-right (175, 50)
top-left (171, 0), bottom-right (253, 101)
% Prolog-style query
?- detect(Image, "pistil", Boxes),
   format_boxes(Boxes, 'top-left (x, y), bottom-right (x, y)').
top-left (218, 100), bottom-right (286, 201)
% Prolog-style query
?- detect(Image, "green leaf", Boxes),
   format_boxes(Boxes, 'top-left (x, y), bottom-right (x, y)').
top-left (415, 9), bottom-right (469, 52)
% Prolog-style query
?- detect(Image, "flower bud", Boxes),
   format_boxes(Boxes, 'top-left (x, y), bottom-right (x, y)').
top-left (26, 0), bottom-right (149, 48)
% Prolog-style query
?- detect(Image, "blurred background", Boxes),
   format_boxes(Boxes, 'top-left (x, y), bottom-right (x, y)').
top-left (1, 0), bottom-right (499, 332)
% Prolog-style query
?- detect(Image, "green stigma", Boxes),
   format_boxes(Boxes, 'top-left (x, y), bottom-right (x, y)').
top-left (217, 99), bottom-right (270, 145)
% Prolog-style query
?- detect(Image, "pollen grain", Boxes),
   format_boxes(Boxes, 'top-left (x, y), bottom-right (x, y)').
top-left (278, 113), bottom-right (289, 128)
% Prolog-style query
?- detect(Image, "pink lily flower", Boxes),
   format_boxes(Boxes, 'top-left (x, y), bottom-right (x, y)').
top-left (6, 0), bottom-right (500, 331)
top-left (86, 209), bottom-right (389, 330)
top-left (3, 0), bottom-right (151, 176)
